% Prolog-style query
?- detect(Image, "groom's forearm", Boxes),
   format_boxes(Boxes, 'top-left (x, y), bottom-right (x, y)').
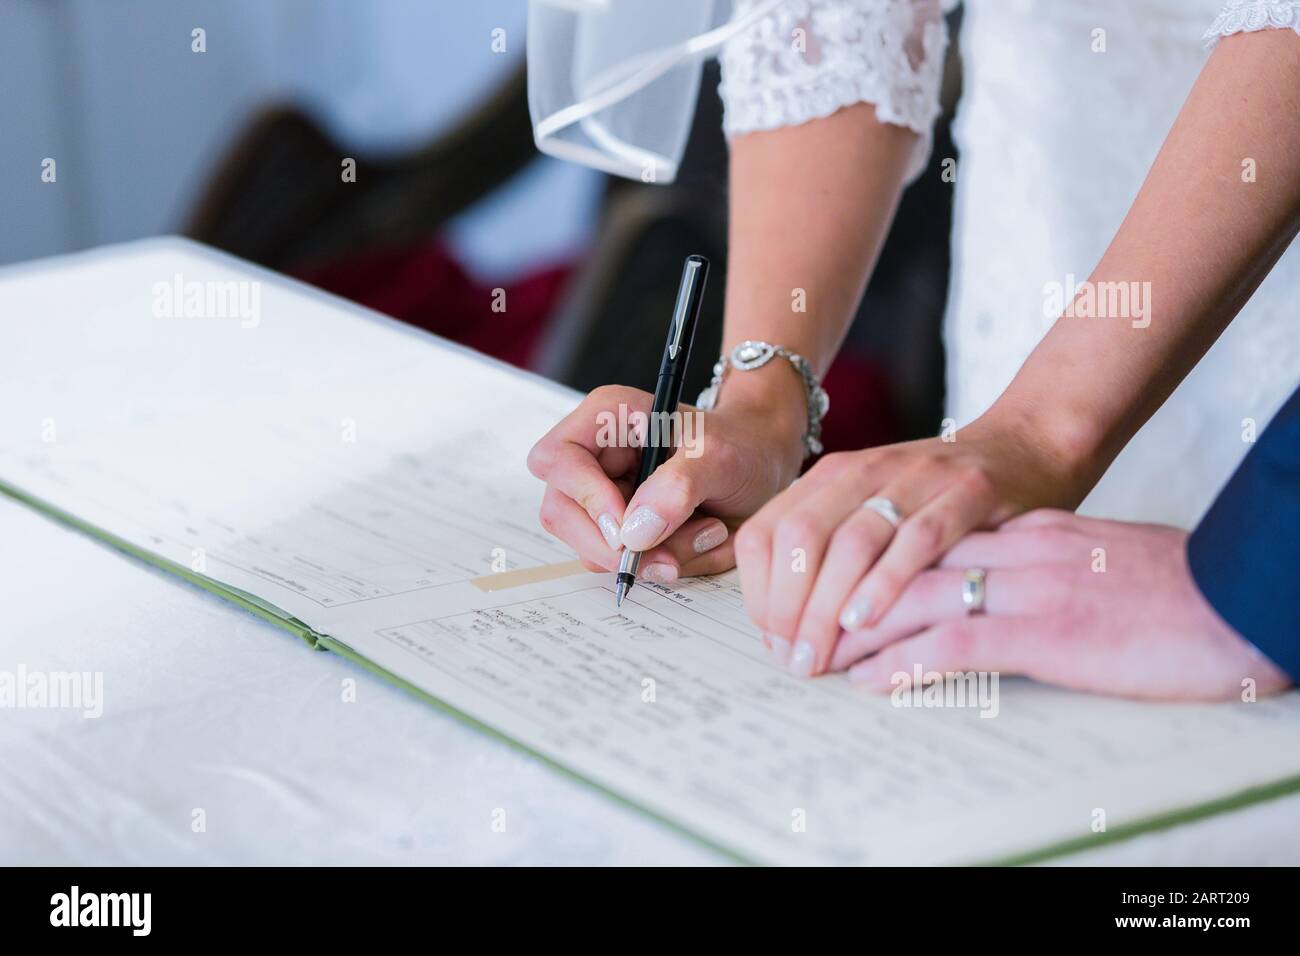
top-left (715, 102), bottom-right (916, 428)
top-left (987, 28), bottom-right (1300, 494)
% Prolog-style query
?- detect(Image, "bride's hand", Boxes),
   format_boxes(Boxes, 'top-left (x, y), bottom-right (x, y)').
top-left (527, 383), bottom-right (805, 582)
top-left (734, 415), bottom-right (1081, 676)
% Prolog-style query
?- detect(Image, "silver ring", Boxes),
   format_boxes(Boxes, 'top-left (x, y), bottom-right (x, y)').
top-left (862, 496), bottom-right (902, 529)
top-left (961, 568), bottom-right (987, 615)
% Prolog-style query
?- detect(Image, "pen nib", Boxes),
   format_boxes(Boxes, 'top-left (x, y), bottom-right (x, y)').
top-left (615, 580), bottom-right (628, 607)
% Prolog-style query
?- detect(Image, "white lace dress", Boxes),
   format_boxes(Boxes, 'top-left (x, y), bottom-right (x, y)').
top-left (716, 0), bottom-right (1300, 527)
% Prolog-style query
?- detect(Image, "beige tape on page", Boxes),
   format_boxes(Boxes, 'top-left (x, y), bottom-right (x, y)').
top-left (469, 559), bottom-right (589, 592)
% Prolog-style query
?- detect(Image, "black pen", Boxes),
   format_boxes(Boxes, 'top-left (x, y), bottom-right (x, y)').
top-left (615, 254), bottom-right (710, 607)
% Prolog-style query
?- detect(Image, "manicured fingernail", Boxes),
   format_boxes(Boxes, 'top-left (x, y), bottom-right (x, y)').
top-left (621, 507), bottom-right (667, 551)
top-left (597, 513), bottom-right (622, 551)
top-left (692, 522), bottom-right (728, 554)
top-left (642, 563), bottom-right (677, 585)
top-left (768, 635), bottom-right (791, 665)
top-left (789, 641), bottom-right (816, 678)
top-left (839, 598), bottom-right (872, 631)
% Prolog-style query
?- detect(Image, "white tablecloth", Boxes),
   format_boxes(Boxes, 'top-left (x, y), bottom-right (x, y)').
top-left (2, 494), bottom-right (1297, 865)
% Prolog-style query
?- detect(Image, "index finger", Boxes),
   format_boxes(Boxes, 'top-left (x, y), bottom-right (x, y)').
top-left (527, 387), bottom-right (651, 550)
top-left (846, 473), bottom-right (997, 628)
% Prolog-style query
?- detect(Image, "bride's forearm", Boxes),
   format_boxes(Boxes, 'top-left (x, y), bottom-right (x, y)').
top-left (716, 102), bottom-right (917, 424)
top-left (987, 28), bottom-right (1300, 497)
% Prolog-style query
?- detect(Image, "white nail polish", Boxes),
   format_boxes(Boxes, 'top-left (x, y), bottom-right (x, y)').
top-left (620, 507), bottom-right (667, 551)
top-left (768, 636), bottom-right (791, 665)
top-left (597, 513), bottom-right (622, 551)
top-left (789, 640), bottom-right (816, 678)
top-left (642, 563), bottom-right (677, 585)
top-left (692, 523), bottom-right (728, 554)
top-left (839, 598), bottom-right (872, 631)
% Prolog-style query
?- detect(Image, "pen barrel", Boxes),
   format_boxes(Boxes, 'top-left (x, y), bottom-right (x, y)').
top-left (634, 255), bottom-right (709, 488)
top-left (657, 255), bottom-right (709, 381)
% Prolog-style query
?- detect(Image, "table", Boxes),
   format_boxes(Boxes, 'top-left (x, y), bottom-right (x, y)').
top-left (3, 236), bottom-right (1297, 866)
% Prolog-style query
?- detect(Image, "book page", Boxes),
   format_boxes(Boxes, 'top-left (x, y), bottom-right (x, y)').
top-left (0, 239), bottom-right (577, 625)
top-left (4, 239), bottom-right (1298, 865)
top-left (321, 570), bottom-right (1300, 865)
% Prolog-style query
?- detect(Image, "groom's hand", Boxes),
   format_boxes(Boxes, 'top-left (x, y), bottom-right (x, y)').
top-left (833, 510), bottom-right (1292, 701)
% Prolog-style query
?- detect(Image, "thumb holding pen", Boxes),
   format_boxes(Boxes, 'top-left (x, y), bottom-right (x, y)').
top-left (527, 381), bottom-right (805, 585)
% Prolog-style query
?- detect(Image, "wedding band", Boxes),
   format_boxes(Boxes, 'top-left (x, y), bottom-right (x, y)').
top-left (862, 496), bottom-right (902, 528)
top-left (962, 568), bottom-right (987, 615)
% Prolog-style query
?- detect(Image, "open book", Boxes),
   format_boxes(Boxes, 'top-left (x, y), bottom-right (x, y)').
top-left (2, 238), bottom-right (1297, 866)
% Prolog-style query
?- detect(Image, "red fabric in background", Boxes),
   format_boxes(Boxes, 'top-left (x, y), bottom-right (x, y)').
top-left (295, 242), bottom-right (573, 370)
top-left (295, 241), bottom-right (899, 453)
top-left (818, 352), bottom-right (899, 455)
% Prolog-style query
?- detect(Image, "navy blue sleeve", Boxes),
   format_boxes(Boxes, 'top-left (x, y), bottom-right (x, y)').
top-left (1187, 384), bottom-right (1300, 683)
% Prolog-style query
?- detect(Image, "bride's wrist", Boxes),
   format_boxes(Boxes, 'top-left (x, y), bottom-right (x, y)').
top-left (968, 394), bottom-right (1110, 505)
top-left (709, 361), bottom-right (809, 459)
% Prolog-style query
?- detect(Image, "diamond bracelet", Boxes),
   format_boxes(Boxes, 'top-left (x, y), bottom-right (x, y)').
top-left (695, 340), bottom-right (829, 458)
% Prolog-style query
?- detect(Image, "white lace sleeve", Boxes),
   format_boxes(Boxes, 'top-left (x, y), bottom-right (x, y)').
top-left (719, 0), bottom-right (956, 180)
top-left (1204, 0), bottom-right (1300, 46)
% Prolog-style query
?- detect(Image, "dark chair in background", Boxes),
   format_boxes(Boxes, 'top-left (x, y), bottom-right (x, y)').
top-left (186, 67), bottom-right (537, 271)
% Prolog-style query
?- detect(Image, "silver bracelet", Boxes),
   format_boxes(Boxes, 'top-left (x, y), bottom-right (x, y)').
top-left (695, 340), bottom-right (829, 458)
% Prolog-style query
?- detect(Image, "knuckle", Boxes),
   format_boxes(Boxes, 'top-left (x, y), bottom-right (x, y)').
top-left (813, 451), bottom-right (850, 476)
top-left (831, 521), bottom-right (876, 560)
top-left (959, 464), bottom-right (996, 498)
top-left (734, 523), bottom-right (771, 563)
top-left (573, 487), bottom-right (603, 515)
top-left (913, 450), bottom-right (945, 474)
top-left (1031, 566), bottom-right (1073, 609)
top-left (768, 607), bottom-right (800, 639)
top-left (871, 568), bottom-right (904, 602)
top-left (810, 449), bottom-right (865, 482)
top-left (850, 449), bottom-right (881, 478)
top-left (864, 446), bottom-right (896, 471)
top-left (1019, 507), bottom-right (1069, 529)
top-left (537, 499), bottom-right (562, 536)
top-left (797, 613), bottom-right (835, 647)
top-left (1048, 570), bottom-right (1091, 617)
top-left (777, 513), bottom-right (819, 548)
top-left (1029, 525), bottom-right (1073, 550)
top-left (933, 621), bottom-right (973, 660)
top-left (655, 466), bottom-right (696, 510)
top-left (592, 384), bottom-right (648, 411)
top-left (902, 513), bottom-right (946, 554)
top-left (525, 441), bottom-right (554, 480)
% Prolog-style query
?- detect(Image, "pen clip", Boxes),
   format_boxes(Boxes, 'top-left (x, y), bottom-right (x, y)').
top-left (667, 258), bottom-right (702, 360)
